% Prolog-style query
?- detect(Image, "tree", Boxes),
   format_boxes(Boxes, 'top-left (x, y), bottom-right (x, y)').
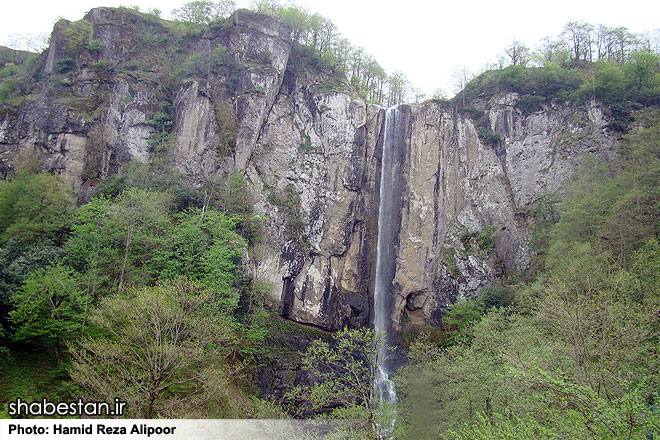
top-left (145, 111), bottom-right (174, 149)
top-left (151, 209), bottom-right (247, 314)
top-left (452, 67), bottom-right (474, 106)
top-left (64, 189), bottom-right (172, 297)
top-left (275, 5), bottom-right (311, 45)
top-left (561, 20), bottom-right (595, 62)
top-left (504, 40), bottom-right (530, 66)
top-left (291, 328), bottom-right (393, 436)
top-left (68, 278), bottom-right (238, 418)
top-left (9, 264), bottom-right (89, 361)
top-left (171, 0), bottom-right (236, 25)
top-left (624, 50), bottom-right (660, 104)
top-left (386, 71), bottom-right (409, 106)
top-left (0, 172), bottom-right (75, 245)
top-left (431, 88), bottom-right (447, 100)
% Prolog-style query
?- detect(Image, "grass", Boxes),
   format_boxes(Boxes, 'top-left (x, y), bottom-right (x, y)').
top-left (0, 345), bottom-right (78, 405)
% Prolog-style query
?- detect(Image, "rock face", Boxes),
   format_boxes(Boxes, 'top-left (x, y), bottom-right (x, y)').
top-left (388, 96), bottom-right (615, 330)
top-left (0, 8), bottom-right (618, 333)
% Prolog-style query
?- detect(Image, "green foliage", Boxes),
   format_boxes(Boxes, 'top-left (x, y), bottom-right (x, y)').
top-left (0, 64), bottom-right (19, 79)
top-left (92, 161), bottom-right (203, 211)
top-left (461, 106), bottom-right (501, 146)
top-left (458, 64), bottom-right (584, 109)
top-left (55, 58), bottom-right (76, 74)
top-left (86, 39), bottom-right (102, 52)
top-left (592, 60), bottom-right (627, 106)
top-left (266, 183), bottom-right (306, 246)
top-left (172, 0), bottom-right (235, 25)
top-left (515, 94), bottom-right (544, 115)
top-left (442, 298), bottom-right (484, 332)
top-left (0, 172), bottom-right (75, 245)
top-left (442, 286), bottom-right (509, 335)
top-left (624, 50), bottom-right (660, 105)
top-left (291, 328), bottom-right (386, 435)
top-left (215, 102), bottom-right (236, 155)
top-left (442, 247), bottom-right (460, 278)
top-left (9, 264), bottom-right (90, 359)
top-left (460, 225), bottom-right (497, 253)
top-left (208, 172), bottom-right (251, 217)
top-left (0, 348), bottom-right (78, 403)
top-left (0, 240), bottom-right (65, 311)
top-left (0, 78), bottom-right (17, 102)
top-left (177, 52), bottom-right (206, 77)
top-left (61, 20), bottom-right (92, 55)
top-left (443, 414), bottom-right (556, 440)
top-left (298, 129), bottom-right (313, 150)
top-left (210, 44), bottom-right (230, 71)
top-left (150, 209), bottom-right (246, 314)
top-left (456, 41), bottom-right (659, 134)
top-left (476, 126), bottom-right (502, 145)
top-left (68, 278), bottom-right (239, 418)
top-left (65, 188), bottom-right (172, 296)
top-left (146, 110), bottom-right (174, 149)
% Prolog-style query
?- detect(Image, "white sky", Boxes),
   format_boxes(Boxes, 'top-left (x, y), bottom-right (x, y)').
top-left (1, 0), bottom-right (659, 97)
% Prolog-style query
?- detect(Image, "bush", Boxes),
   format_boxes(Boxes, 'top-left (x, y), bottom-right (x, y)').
top-left (0, 79), bottom-right (17, 101)
top-left (62, 20), bottom-right (92, 55)
top-left (480, 286), bottom-right (508, 308)
top-left (55, 58), bottom-right (76, 74)
top-left (477, 126), bottom-right (501, 145)
top-left (177, 53), bottom-right (206, 78)
top-left (592, 61), bottom-right (626, 107)
top-left (516, 94), bottom-right (544, 115)
top-left (86, 39), bottom-right (102, 52)
top-left (0, 64), bottom-right (19, 79)
top-left (537, 63), bottom-right (582, 100)
top-left (497, 65), bottom-right (532, 94)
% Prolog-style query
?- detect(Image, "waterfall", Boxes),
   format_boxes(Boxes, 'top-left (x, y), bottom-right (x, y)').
top-left (373, 105), bottom-right (400, 405)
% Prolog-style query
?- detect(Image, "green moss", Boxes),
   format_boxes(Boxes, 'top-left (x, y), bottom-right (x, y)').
top-left (442, 247), bottom-right (460, 278)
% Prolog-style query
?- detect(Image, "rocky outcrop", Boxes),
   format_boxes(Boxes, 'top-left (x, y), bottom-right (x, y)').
top-left (388, 96), bottom-right (615, 329)
top-left (0, 8), bottom-right (618, 333)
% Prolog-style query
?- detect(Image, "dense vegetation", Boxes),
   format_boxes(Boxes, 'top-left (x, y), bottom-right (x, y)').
top-left (0, 158), bottom-right (285, 416)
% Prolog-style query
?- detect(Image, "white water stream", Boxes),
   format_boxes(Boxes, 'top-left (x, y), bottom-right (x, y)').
top-left (373, 106), bottom-right (399, 405)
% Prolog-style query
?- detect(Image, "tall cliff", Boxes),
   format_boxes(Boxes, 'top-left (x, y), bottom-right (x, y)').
top-left (0, 8), bottom-right (617, 333)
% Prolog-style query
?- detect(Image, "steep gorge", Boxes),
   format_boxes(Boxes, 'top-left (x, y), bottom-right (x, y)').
top-left (0, 7), bottom-right (618, 336)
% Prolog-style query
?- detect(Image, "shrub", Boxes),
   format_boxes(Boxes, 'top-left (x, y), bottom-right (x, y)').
top-left (62, 20), bottom-right (92, 55)
top-left (86, 39), bottom-right (102, 52)
top-left (0, 79), bottom-right (17, 101)
top-left (516, 94), bottom-right (544, 115)
top-left (55, 58), bottom-right (76, 74)
top-left (477, 126), bottom-right (501, 145)
top-left (497, 65), bottom-right (532, 93)
top-left (0, 64), bottom-right (19, 79)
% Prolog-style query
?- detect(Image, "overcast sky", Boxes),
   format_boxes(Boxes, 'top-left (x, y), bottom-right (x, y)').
top-left (2, 0), bottom-right (659, 97)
